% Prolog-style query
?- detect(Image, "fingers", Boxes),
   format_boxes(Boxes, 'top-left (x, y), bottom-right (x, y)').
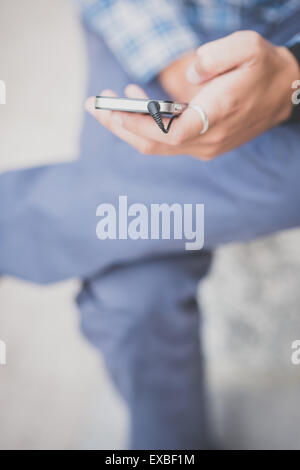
top-left (85, 84), bottom-right (215, 153)
top-left (108, 83), bottom-right (152, 127)
top-left (86, 85), bottom-right (206, 144)
top-left (109, 84), bottom-right (207, 144)
top-left (85, 88), bottom-right (116, 125)
top-left (85, 90), bottom-right (158, 154)
top-left (121, 84), bottom-right (216, 143)
top-left (125, 83), bottom-right (148, 99)
top-left (84, 88), bottom-right (219, 158)
top-left (119, 80), bottom-right (219, 144)
top-left (123, 84), bottom-right (177, 142)
top-left (186, 30), bottom-right (265, 85)
top-left (92, 84), bottom-right (171, 144)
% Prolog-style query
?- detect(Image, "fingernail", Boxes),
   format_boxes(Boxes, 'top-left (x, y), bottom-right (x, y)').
top-left (125, 83), bottom-right (140, 93)
top-left (186, 63), bottom-right (201, 84)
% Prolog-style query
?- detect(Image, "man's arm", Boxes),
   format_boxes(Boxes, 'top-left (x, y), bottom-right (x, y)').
top-left (76, 0), bottom-right (200, 84)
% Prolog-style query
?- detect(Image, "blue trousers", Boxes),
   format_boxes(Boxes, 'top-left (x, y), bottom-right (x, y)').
top-left (0, 13), bottom-right (300, 449)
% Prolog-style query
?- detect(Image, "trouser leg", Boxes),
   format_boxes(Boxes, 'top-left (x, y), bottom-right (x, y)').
top-left (77, 250), bottom-right (213, 449)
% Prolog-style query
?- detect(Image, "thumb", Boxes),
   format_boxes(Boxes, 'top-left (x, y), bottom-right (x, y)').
top-left (186, 31), bottom-right (261, 84)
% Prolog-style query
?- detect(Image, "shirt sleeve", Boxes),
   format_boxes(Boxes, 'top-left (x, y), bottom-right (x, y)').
top-left (76, 0), bottom-right (200, 83)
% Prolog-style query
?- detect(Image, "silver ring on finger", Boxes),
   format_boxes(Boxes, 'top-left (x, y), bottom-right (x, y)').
top-left (189, 104), bottom-right (209, 135)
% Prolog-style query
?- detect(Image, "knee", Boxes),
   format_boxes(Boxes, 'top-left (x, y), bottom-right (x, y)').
top-left (77, 252), bottom-right (212, 352)
top-left (77, 264), bottom-right (160, 352)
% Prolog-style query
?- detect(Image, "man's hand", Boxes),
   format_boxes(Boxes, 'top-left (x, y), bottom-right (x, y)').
top-left (86, 31), bottom-right (300, 160)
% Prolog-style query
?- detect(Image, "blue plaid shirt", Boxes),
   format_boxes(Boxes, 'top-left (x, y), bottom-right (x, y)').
top-left (77, 0), bottom-right (300, 82)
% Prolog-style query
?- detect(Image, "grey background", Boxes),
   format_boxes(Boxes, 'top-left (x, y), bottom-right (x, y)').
top-left (0, 0), bottom-right (300, 450)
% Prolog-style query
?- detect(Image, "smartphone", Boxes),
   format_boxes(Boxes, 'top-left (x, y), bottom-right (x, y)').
top-left (95, 96), bottom-right (187, 115)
